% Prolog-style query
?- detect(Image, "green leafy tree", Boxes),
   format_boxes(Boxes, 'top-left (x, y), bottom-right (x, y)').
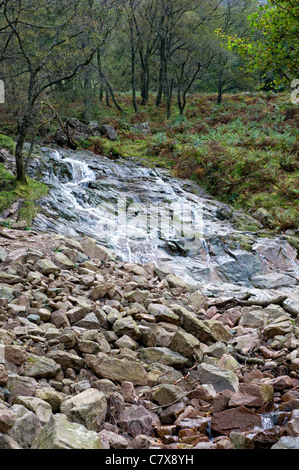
top-left (218, 0), bottom-right (299, 88)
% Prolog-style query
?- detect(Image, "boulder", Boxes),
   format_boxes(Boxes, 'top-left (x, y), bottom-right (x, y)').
top-left (100, 124), bottom-right (117, 141)
top-left (171, 305), bottom-right (214, 343)
top-left (80, 237), bottom-right (113, 262)
top-left (6, 374), bottom-right (38, 404)
top-left (22, 354), bottom-right (61, 379)
top-left (112, 316), bottom-right (142, 340)
top-left (152, 384), bottom-right (185, 407)
top-left (147, 303), bottom-right (180, 324)
top-left (119, 405), bottom-right (153, 438)
top-left (0, 405), bottom-right (16, 432)
top-left (60, 388), bottom-right (107, 431)
top-left (32, 414), bottom-right (102, 449)
top-left (34, 259), bottom-right (61, 275)
top-left (138, 347), bottom-right (189, 369)
top-left (168, 328), bottom-right (200, 358)
top-left (211, 406), bottom-right (261, 435)
top-left (271, 436), bottom-right (299, 449)
top-left (193, 363), bottom-right (239, 393)
top-left (8, 404), bottom-right (42, 448)
top-left (13, 396), bottom-right (52, 426)
top-left (89, 353), bottom-right (148, 386)
top-left (46, 350), bottom-right (85, 372)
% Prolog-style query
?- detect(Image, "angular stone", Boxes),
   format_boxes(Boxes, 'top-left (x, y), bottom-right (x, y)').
top-left (264, 317), bottom-right (294, 338)
top-left (119, 405), bottom-right (153, 438)
top-left (284, 409), bottom-right (299, 437)
top-left (8, 404), bottom-right (42, 448)
top-left (92, 283), bottom-right (114, 300)
top-left (228, 383), bottom-right (273, 408)
top-left (152, 384), bottom-right (185, 407)
top-left (194, 363), bottom-right (239, 393)
top-left (0, 365), bottom-right (8, 386)
top-left (60, 388), bottom-right (107, 431)
top-left (211, 406), bottom-right (261, 435)
top-left (115, 335), bottom-right (138, 351)
top-left (0, 405), bottom-right (16, 432)
top-left (6, 374), bottom-right (38, 404)
top-left (0, 284), bottom-right (15, 302)
top-left (32, 414), bottom-right (102, 449)
top-left (171, 305), bottom-right (214, 343)
top-left (239, 307), bottom-right (268, 329)
top-left (165, 274), bottom-right (187, 290)
top-left (46, 350), bottom-right (85, 372)
top-left (22, 354), bottom-right (61, 379)
top-left (4, 345), bottom-right (28, 366)
top-left (54, 252), bottom-right (75, 269)
top-left (265, 375), bottom-right (293, 391)
top-left (66, 306), bottom-right (87, 324)
top-left (138, 347), bottom-right (189, 369)
top-left (125, 290), bottom-right (149, 303)
top-left (113, 316), bottom-right (142, 340)
top-left (0, 272), bottom-right (23, 284)
top-left (271, 436), bottom-right (299, 449)
top-left (98, 430), bottom-right (128, 449)
top-left (0, 434), bottom-right (22, 449)
top-left (203, 320), bottom-right (234, 342)
top-left (147, 303), bottom-right (180, 324)
top-left (188, 291), bottom-right (209, 311)
top-left (13, 396), bottom-right (52, 426)
top-left (34, 259), bottom-right (61, 275)
top-left (168, 328), bottom-right (200, 358)
top-left (35, 387), bottom-right (64, 412)
top-left (89, 353), bottom-right (148, 386)
top-left (121, 381), bottom-right (136, 403)
top-left (80, 237), bottom-right (112, 262)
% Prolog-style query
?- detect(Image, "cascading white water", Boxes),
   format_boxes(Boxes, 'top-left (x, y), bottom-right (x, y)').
top-left (29, 147), bottom-right (299, 296)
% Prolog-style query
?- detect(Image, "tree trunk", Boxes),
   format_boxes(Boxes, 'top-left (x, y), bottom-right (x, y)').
top-left (84, 65), bottom-right (92, 121)
top-left (217, 68), bottom-right (223, 105)
top-left (105, 88), bottom-right (111, 107)
top-left (140, 60), bottom-right (150, 105)
top-left (130, 23), bottom-right (138, 113)
top-left (156, 69), bottom-right (163, 107)
top-left (97, 50), bottom-right (104, 102)
top-left (166, 79), bottom-right (174, 119)
top-left (15, 129), bottom-right (28, 184)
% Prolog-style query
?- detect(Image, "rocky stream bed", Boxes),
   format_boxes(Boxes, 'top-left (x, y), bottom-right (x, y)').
top-left (0, 144), bottom-right (298, 450)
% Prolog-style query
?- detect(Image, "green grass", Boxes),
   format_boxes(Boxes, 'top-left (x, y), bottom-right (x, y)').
top-left (0, 134), bottom-right (15, 153)
top-left (0, 163), bottom-right (49, 225)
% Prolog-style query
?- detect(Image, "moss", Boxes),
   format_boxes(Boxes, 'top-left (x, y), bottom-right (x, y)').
top-left (0, 164), bottom-right (49, 225)
top-left (0, 134), bottom-right (15, 153)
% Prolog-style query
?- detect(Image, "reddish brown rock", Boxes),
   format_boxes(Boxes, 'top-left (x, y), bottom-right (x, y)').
top-left (211, 406), bottom-right (262, 435)
top-left (228, 383), bottom-right (273, 408)
top-left (119, 405), bottom-right (154, 438)
top-left (266, 375), bottom-right (293, 391)
top-left (0, 364), bottom-right (8, 386)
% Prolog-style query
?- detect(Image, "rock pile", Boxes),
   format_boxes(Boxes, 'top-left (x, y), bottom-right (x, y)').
top-left (0, 228), bottom-right (298, 450)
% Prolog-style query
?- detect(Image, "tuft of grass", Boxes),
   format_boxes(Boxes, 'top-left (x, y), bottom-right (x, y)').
top-left (0, 164), bottom-right (49, 225)
top-left (0, 134), bottom-right (15, 153)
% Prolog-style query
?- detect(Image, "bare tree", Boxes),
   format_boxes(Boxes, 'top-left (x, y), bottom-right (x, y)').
top-left (0, 0), bottom-right (117, 182)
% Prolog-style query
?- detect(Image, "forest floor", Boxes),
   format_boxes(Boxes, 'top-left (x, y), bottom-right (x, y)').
top-left (0, 91), bottom-right (298, 234)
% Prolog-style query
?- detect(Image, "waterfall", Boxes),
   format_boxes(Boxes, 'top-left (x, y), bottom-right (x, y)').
top-left (28, 146), bottom-right (299, 297)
